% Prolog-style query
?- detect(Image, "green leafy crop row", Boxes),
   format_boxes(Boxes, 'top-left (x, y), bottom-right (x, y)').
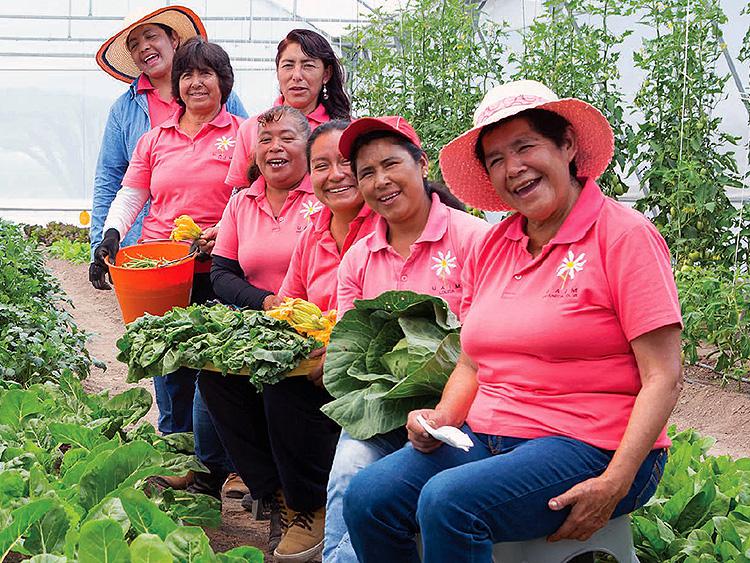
top-left (0, 373), bottom-right (263, 562)
top-left (0, 220), bottom-right (97, 385)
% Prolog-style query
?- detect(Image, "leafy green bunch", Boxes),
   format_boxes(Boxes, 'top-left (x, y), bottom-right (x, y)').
top-left (23, 222), bottom-right (89, 246)
top-left (117, 303), bottom-right (319, 389)
top-left (629, 0), bottom-right (746, 268)
top-left (633, 427), bottom-right (750, 562)
top-left (322, 291), bottom-right (460, 440)
top-left (0, 372), bottom-right (263, 562)
top-left (343, 0), bottom-right (506, 176)
top-left (0, 220), bottom-right (96, 385)
top-left (510, 0), bottom-right (634, 198)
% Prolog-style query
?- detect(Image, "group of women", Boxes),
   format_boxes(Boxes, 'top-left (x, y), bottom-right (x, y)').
top-left (89, 6), bottom-right (683, 563)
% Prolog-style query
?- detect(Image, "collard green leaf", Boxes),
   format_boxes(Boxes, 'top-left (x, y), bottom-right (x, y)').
top-left (217, 546), bottom-right (264, 563)
top-left (118, 488), bottom-right (177, 540)
top-left (25, 504), bottom-right (71, 556)
top-left (383, 333), bottom-right (460, 400)
top-left (164, 527), bottom-right (214, 562)
top-left (83, 497), bottom-right (130, 535)
top-left (129, 533), bottom-right (173, 563)
top-left (77, 519), bottom-right (130, 563)
top-left (48, 423), bottom-right (105, 451)
top-left (0, 389), bottom-right (43, 431)
top-left (0, 498), bottom-right (56, 561)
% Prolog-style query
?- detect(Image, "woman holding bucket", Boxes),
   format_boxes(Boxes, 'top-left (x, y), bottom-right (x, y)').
top-left (90, 37), bottom-right (244, 499)
top-left (224, 28), bottom-right (350, 190)
top-left (90, 5), bottom-right (246, 263)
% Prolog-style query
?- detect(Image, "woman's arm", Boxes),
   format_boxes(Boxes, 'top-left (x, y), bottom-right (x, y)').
top-left (405, 352), bottom-right (479, 453)
top-left (210, 255), bottom-right (274, 310)
top-left (102, 186), bottom-right (150, 240)
top-left (548, 324), bottom-right (682, 541)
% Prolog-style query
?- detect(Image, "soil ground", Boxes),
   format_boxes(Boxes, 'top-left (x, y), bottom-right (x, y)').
top-left (47, 258), bottom-right (750, 555)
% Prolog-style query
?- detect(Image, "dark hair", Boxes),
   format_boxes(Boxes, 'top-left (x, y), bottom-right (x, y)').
top-left (350, 131), bottom-right (466, 212)
top-left (154, 23), bottom-right (176, 40)
top-left (257, 105), bottom-right (312, 139)
top-left (276, 29), bottom-right (351, 120)
top-left (475, 108), bottom-right (578, 177)
top-left (171, 37), bottom-right (234, 108)
top-left (306, 119), bottom-right (351, 166)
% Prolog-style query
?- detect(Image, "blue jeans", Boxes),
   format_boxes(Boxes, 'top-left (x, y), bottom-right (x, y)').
top-left (324, 429), bottom-right (407, 562)
top-left (344, 428), bottom-right (667, 563)
top-left (153, 367), bottom-right (196, 434)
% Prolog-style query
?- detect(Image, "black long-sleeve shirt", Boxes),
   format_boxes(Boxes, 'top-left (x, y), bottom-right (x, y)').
top-left (210, 255), bottom-right (273, 310)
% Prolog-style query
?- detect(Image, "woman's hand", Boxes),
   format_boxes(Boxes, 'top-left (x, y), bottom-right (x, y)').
top-left (547, 474), bottom-right (628, 542)
top-left (406, 409), bottom-right (455, 453)
top-left (197, 225), bottom-right (219, 256)
top-left (306, 347), bottom-right (326, 387)
top-left (89, 228), bottom-right (120, 290)
top-left (262, 294), bottom-right (282, 310)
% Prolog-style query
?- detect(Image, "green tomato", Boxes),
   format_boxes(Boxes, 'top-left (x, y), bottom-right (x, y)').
top-left (696, 221), bottom-right (705, 231)
top-left (688, 251), bottom-right (701, 261)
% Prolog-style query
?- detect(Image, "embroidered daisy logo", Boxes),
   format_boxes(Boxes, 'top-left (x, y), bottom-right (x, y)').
top-left (215, 136), bottom-right (236, 152)
top-left (556, 251), bottom-right (586, 288)
top-left (300, 199), bottom-right (323, 220)
top-left (431, 250), bottom-right (457, 281)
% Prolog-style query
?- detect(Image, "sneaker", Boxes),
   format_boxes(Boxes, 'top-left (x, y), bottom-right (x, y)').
top-left (147, 471), bottom-right (194, 491)
top-left (222, 473), bottom-right (250, 499)
top-left (187, 469), bottom-right (227, 501)
top-left (273, 506), bottom-right (324, 562)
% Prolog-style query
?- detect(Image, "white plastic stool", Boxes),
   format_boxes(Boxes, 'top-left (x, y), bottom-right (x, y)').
top-left (417, 516), bottom-right (639, 563)
top-left (490, 516), bottom-right (639, 563)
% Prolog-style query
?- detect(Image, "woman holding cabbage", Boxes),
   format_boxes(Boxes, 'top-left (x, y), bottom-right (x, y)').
top-left (322, 116), bottom-right (489, 563)
top-left (343, 81), bottom-right (682, 563)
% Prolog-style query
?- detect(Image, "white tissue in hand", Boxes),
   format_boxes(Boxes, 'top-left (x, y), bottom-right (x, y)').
top-left (416, 415), bottom-right (473, 451)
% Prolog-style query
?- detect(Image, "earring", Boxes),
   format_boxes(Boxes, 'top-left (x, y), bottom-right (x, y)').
top-left (322, 83), bottom-right (329, 100)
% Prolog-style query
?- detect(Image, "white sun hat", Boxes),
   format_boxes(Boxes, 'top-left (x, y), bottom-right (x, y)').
top-left (96, 5), bottom-right (207, 83)
top-left (439, 80), bottom-right (615, 212)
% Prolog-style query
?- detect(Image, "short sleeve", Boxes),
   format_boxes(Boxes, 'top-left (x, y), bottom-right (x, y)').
top-left (122, 132), bottom-right (155, 190)
top-left (212, 194), bottom-right (242, 261)
top-left (225, 116), bottom-right (258, 187)
top-left (605, 222), bottom-right (682, 341)
top-left (336, 246), bottom-right (365, 316)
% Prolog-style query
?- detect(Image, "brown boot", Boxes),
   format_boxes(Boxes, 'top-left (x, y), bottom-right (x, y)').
top-left (222, 472), bottom-right (250, 499)
top-left (273, 506), bottom-right (324, 562)
top-left (265, 489), bottom-right (291, 553)
top-left (148, 471), bottom-right (195, 491)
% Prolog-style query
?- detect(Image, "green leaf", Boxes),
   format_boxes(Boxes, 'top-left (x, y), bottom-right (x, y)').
top-left (77, 519), bottom-right (130, 563)
top-left (164, 527), bottom-right (214, 562)
top-left (0, 499), bottom-right (56, 561)
top-left (25, 505), bottom-right (71, 555)
top-left (83, 497), bottom-right (130, 535)
top-left (118, 488), bottom-right (178, 540)
top-left (0, 389), bottom-right (43, 431)
top-left (129, 534), bottom-right (174, 563)
top-left (78, 441), bottom-right (163, 510)
top-left (25, 555), bottom-right (68, 562)
top-left (217, 546), bottom-right (263, 563)
top-left (49, 423), bottom-right (105, 450)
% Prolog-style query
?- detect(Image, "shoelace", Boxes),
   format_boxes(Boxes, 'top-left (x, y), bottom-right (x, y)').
top-left (290, 510), bottom-right (314, 531)
top-left (272, 490), bottom-right (290, 530)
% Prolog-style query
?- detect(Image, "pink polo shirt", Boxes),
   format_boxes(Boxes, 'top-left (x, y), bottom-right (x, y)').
top-left (137, 74), bottom-right (180, 128)
top-left (213, 175), bottom-right (322, 293)
top-left (123, 106), bottom-right (244, 242)
top-left (225, 97), bottom-right (330, 187)
top-left (337, 194), bottom-right (490, 318)
top-left (278, 204), bottom-right (378, 312)
top-left (461, 179), bottom-right (682, 451)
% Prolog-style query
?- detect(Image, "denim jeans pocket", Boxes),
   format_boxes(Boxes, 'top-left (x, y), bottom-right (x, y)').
top-left (632, 449), bottom-right (667, 511)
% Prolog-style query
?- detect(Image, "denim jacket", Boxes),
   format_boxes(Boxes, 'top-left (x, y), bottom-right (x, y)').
top-left (90, 76), bottom-right (247, 257)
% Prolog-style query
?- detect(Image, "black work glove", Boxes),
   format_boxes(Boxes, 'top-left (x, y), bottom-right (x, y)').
top-left (89, 228), bottom-right (120, 290)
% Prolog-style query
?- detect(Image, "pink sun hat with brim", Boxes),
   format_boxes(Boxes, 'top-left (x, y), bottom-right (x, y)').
top-left (339, 116), bottom-right (422, 160)
top-left (439, 80), bottom-right (615, 212)
top-left (96, 5), bottom-right (207, 83)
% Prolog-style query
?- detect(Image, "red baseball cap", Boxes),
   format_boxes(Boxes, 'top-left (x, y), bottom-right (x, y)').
top-left (338, 116), bottom-right (422, 160)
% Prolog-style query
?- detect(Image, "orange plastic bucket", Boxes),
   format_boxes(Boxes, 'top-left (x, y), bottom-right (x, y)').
top-left (109, 240), bottom-right (195, 324)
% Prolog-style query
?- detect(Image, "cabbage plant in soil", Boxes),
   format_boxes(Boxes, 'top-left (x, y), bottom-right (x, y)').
top-left (322, 291), bottom-right (461, 440)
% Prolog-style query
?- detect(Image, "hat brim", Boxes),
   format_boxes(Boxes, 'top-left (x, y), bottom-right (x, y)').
top-left (439, 98), bottom-right (615, 212)
top-left (339, 117), bottom-right (420, 159)
top-left (96, 6), bottom-right (207, 83)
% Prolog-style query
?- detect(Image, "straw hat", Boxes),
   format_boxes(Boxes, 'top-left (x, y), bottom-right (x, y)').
top-left (439, 80), bottom-right (614, 212)
top-left (96, 6), bottom-right (207, 83)
top-left (339, 116), bottom-right (422, 159)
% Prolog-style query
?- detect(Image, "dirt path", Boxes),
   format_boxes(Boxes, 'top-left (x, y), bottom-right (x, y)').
top-left (46, 258), bottom-right (750, 555)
